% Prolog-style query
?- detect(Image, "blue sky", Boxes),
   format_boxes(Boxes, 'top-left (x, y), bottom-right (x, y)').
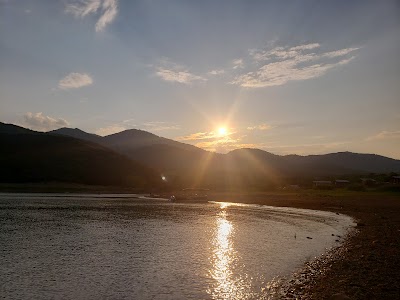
top-left (1, 0), bottom-right (400, 158)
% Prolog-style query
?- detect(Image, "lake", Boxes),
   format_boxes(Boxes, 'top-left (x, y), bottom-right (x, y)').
top-left (0, 193), bottom-right (354, 299)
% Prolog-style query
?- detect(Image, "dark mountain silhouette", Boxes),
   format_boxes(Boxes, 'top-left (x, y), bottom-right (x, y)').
top-left (51, 127), bottom-right (198, 150)
top-left (127, 144), bottom-right (212, 171)
top-left (0, 122), bottom-right (38, 135)
top-left (103, 129), bottom-right (198, 151)
top-left (297, 152), bottom-right (400, 173)
top-left (51, 127), bottom-right (203, 163)
top-left (51, 126), bottom-right (400, 179)
top-left (48, 127), bottom-right (103, 144)
top-left (0, 123), bottom-right (161, 187)
top-left (228, 148), bottom-right (400, 175)
top-left (2, 122), bottom-right (400, 189)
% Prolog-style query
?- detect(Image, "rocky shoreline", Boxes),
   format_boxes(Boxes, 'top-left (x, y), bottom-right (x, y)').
top-left (208, 192), bottom-right (400, 299)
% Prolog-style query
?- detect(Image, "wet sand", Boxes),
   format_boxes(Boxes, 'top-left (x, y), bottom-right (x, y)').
top-left (207, 191), bottom-right (400, 300)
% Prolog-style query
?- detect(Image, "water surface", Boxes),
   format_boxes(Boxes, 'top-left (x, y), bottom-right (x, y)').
top-left (0, 193), bottom-right (354, 299)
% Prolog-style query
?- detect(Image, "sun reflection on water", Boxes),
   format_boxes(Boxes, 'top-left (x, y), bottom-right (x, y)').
top-left (208, 203), bottom-right (253, 299)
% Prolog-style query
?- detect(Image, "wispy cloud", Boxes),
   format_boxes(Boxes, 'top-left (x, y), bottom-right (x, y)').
top-left (65, 0), bottom-right (118, 32)
top-left (366, 130), bottom-right (400, 141)
top-left (208, 69), bottom-right (225, 76)
top-left (289, 43), bottom-right (320, 51)
top-left (154, 58), bottom-right (206, 85)
top-left (178, 127), bottom-right (348, 154)
top-left (176, 129), bottom-right (256, 153)
top-left (65, 0), bottom-right (100, 17)
top-left (96, 0), bottom-right (118, 32)
top-left (247, 123), bottom-right (274, 131)
top-left (59, 72), bottom-right (93, 90)
top-left (156, 68), bottom-right (206, 85)
top-left (195, 139), bottom-right (251, 153)
top-left (232, 43), bottom-right (359, 88)
top-left (196, 139), bottom-right (258, 153)
top-left (177, 131), bottom-right (218, 141)
top-left (232, 58), bottom-right (244, 69)
top-left (20, 112), bottom-right (69, 131)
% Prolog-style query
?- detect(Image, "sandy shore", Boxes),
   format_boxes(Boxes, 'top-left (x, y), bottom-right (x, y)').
top-left (207, 191), bottom-right (400, 300)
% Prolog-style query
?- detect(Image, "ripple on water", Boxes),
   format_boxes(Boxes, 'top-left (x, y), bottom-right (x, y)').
top-left (0, 194), bottom-right (355, 299)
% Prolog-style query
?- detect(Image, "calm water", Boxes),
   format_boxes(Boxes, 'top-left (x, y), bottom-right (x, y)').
top-left (0, 193), bottom-right (354, 299)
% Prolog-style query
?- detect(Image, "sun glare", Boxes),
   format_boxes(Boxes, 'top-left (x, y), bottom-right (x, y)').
top-left (218, 127), bottom-right (227, 136)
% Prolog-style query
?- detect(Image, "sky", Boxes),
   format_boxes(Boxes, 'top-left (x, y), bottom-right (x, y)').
top-left (1, 0), bottom-right (400, 159)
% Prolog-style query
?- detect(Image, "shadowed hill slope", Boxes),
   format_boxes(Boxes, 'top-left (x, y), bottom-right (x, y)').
top-left (0, 131), bottom-right (161, 187)
top-left (51, 127), bottom-right (200, 152)
top-left (51, 128), bottom-right (205, 165)
top-left (3, 122), bottom-right (400, 189)
top-left (0, 122), bottom-right (38, 135)
top-left (50, 126), bottom-right (400, 188)
top-left (103, 129), bottom-right (199, 152)
top-left (226, 149), bottom-right (400, 177)
top-left (301, 152), bottom-right (400, 173)
top-left (51, 127), bottom-right (400, 178)
top-left (127, 144), bottom-right (215, 171)
top-left (49, 127), bottom-right (103, 144)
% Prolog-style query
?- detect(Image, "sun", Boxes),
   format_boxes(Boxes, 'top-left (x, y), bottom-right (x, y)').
top-left (218, 127), bottom-right (227, 136)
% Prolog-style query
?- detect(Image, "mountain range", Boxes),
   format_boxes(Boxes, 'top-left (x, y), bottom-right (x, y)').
top-left (1, 122), bottom-right (399, 189)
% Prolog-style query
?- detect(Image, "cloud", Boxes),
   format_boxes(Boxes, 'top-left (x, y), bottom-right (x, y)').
top-left (208, 69), bottom-right (225, 76)
top-left (95, 0), bottom-right (118, 32)
top-left (289, 43), bottom-right (320, 51)
top-left (232, 58), bottom-right (244, 69)
top-left (195, 139), bottom-right (258, 153)
top-left (195, 138), bottom-right (239, 151)
top-left (21, 112), bottom-right (69, 131)
top-left (250, 43), bottom-right (321, 62)
top-left (178, 126), bottom-right (348, 154)
top-left (176, 129), bottom-right (254, 153)
top-left (247, 123), bottom-right (274, 131)
top-left (122, 118), bottom-right (136, 126)
top-left (65, 0), bottom-right (118, 32)
top-left (177, 128), bottom-right (237, 141)
top-left (59, 72), bottom-right (93, 89)
top-left (95, 125), bottom-right (126, 136)
top-left (177, 131), bottom-right (217, 141)
top-left (366, 130), bottom-right (400, 141)
top-left (156, 67), bottom-right (206, 85)
top-left (322, 47), bottom-right (360, 59)
top-left (232, 43), bottom-right (359, 88)
top-left (65, 0), bottom-right (100, 17)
